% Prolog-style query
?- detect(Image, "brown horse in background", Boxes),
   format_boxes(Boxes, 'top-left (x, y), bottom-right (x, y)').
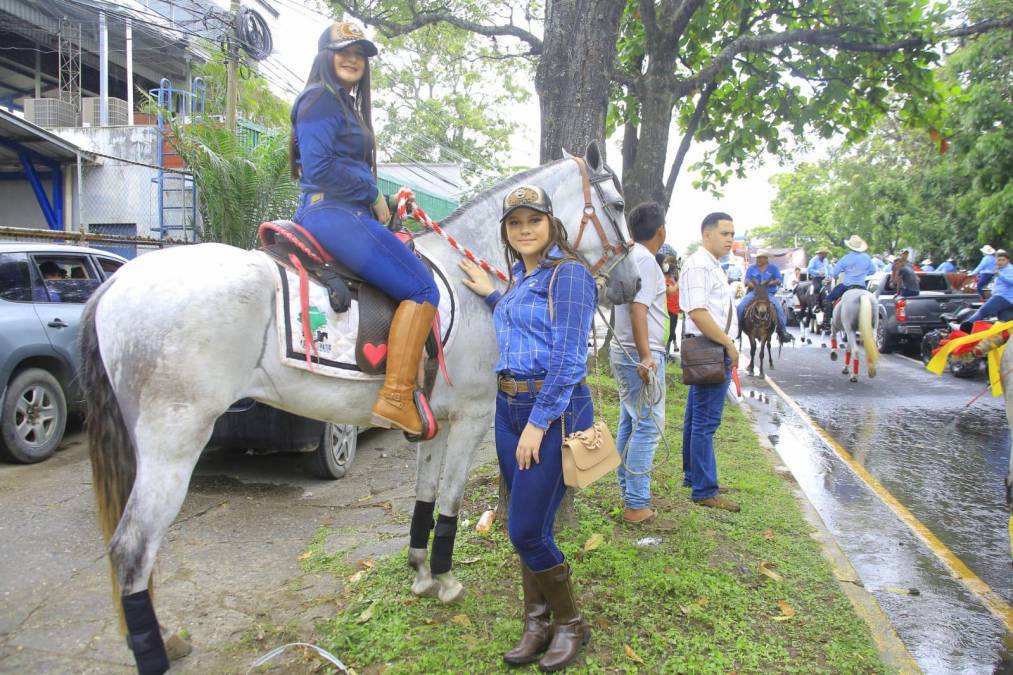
top-left (742, 284), bottom-right (777, 377)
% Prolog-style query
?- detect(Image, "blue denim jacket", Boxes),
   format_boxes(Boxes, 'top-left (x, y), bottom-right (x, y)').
top-left (485, 249), bottom-right (596, 429)
top-left (293, 84), bottom-right (378, 207)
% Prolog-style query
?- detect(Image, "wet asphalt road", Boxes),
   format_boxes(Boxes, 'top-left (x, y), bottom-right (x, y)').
top-left (740, 328), bottom-right (1012, 674)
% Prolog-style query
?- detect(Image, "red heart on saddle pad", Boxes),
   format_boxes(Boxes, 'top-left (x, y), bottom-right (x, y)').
top-left (362, 342), bottom-right (388, 367)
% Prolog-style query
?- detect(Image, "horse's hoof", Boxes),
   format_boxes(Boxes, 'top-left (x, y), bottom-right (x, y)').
top-left (830, 351), bottom-right (838, 361)
top-left (868, 368), bottom-right (877, 378)
top-left (434, 572), bottom-right (465, 604)
top-left (407, 547), bottom-right (428, 571)
top-left (849, 376), bottom-right (858, 383)
top-left (841, 367), bottom-right (849, 375)
top-left (411, 571), bottom-right (439, 598)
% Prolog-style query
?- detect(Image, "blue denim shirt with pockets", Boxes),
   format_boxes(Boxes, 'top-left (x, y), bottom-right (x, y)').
top-left (484, 248), bottom-right (597, 429)
top-left (293, 84), bottom-right (378, 207)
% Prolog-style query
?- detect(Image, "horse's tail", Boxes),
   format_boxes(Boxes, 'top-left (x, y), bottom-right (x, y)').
top-left (81, 280), bottom-right (136, 628)
top-left (859, 293), bottom-right (879, 377)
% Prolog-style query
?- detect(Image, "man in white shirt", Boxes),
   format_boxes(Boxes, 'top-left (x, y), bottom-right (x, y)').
top-left (678, 212), bottom-right (740, 512)
top-left (610, 201), bottom-right (668, 524)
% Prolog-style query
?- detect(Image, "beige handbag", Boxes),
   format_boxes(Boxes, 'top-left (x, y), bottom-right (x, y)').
top-left (561, 419), bottom-right (621, 489)
top-left (547, 262), bottom-right (621, 489)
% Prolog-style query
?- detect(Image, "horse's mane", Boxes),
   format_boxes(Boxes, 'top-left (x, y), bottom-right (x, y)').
top-left (425, 160), bottom-right (568, 232)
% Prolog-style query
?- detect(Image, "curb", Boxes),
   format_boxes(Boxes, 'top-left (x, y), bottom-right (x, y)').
top-left (739, 402), bottom-right (922, 675)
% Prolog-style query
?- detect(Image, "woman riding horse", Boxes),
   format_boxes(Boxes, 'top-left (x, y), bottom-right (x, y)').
top-left (291, 22), bottom-right (439, 440)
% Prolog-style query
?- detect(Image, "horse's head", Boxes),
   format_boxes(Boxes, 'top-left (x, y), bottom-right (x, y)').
top-left (554, 142), bottom-right (639, 306)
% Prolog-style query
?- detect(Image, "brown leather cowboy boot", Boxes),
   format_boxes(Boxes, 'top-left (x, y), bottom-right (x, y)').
top-left (370, 300), bottom-right (437, 438)
top-left (503, 561), bottom-right (552, 666)
top-left (532, 563), bottom-right (590, 672)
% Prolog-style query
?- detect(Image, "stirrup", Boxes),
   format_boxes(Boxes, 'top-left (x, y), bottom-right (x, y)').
top-left (404, 390), bottom-right (439, 442)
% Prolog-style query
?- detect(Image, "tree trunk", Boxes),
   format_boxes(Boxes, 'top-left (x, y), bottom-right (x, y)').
top-left (623, 75), bottom-right (676, 210)
top-left (536, 0), bottom-right (624, 163)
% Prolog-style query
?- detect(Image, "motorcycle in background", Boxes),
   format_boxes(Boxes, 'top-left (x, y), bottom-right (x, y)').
top-left (921, 301), bottom-right (991, 378)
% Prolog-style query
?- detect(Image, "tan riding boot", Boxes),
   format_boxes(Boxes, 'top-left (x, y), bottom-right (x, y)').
top-left (532, 563), bottom-right (590, 672)
top-left (503, 561), bottom-right (552, 666)
top-left (370, 300), bottom-right (438, 439)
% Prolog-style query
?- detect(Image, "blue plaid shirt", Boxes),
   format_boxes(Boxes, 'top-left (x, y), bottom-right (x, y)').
top-left (484, 249), bottom-right (597, 429)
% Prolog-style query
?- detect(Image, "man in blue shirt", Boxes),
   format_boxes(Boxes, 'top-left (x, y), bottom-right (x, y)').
top-left (936, 258), bottom-right (957, 273)
top-left (971, 245), bottom-right (997, 299)
top-left (821, 235), bottom-right (876, 331)
top-left (738, 250), bottom-right (792, 343)
top-left (807, 247), bottom-right (831, 285)
top-left (920, 258), bottom-right (935, 272)
top-left (721, 254), bottom-right (743, 283)
top-left (963, 249), bottom-right (1013, 326)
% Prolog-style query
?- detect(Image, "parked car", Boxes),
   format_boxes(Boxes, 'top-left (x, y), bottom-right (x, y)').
top-left (0, 243), bottom-right (126, 463)
top-left (208, 401), bottom-right (358, 479)
top-left (866, 271), bottom-right (979, 353)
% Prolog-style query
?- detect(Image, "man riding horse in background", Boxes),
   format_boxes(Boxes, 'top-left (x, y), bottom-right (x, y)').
top-left (807, 246), bottom-right (831, 287)
top-left (822, 235), bottom-right (876, 333)
top-left (737, 250), bottom-right (793, 343)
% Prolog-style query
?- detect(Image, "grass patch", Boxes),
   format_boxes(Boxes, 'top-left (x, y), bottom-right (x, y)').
top-left (313, 364), bottom-right (887, 674)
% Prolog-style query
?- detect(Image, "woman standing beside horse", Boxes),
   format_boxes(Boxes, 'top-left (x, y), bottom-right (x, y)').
top-left (459, 185), bottom-right (595, 671)
top-left (291, 21), bottom-right (439, 440)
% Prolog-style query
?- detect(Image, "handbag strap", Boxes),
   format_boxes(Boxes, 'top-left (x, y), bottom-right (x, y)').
top-left (724, 296), bottom-right (733, 334)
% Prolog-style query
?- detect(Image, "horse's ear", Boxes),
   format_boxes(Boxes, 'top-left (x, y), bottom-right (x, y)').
top-left (585, 141), bottom-right (603, 172)
top-left (561, 148), bottom-right (574, 159)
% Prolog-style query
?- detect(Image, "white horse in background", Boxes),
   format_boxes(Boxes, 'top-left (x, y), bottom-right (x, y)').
top-left (80, 143), bottom-right (640, 674)
top-left (828, 288), bottom-right (880, 383)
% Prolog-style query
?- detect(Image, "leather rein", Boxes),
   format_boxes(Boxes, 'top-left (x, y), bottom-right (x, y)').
top-left (568, 157), bottom-right (633, 281)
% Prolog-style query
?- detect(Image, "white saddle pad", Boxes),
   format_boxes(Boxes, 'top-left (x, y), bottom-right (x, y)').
top-left (272, 257), bottom-right (456, 380)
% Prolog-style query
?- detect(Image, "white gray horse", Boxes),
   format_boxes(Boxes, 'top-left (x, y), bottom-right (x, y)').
top-left (80, 143), bottom-right (640, 674)
top-left (828, 288), bottom-right (880, 382)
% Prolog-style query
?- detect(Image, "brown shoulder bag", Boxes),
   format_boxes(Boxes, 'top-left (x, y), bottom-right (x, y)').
top-left (680, 297), bottom-right (733, 386)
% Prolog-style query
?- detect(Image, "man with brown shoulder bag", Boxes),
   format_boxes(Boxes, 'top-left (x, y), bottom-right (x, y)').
top-left (677, 212), bottom-right (741, 513)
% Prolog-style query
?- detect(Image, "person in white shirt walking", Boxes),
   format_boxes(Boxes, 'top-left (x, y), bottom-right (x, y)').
top-left (678, 212), bottom-right (741, 512)
top-left (610, 202), bottom-right (668, 524)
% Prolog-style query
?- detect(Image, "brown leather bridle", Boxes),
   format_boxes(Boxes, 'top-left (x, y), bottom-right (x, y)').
top-left (569, 157), bottom-right (633, 280)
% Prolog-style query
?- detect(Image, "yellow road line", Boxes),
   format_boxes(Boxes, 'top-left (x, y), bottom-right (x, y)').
top-left (764, 375), bottom-right (1013, 632)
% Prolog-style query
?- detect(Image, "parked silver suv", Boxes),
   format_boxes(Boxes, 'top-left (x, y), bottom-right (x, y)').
top-left (0, 243), bottom-right (125, 463)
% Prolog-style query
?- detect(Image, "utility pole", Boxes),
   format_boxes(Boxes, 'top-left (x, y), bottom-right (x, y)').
top-left (225, 0), bottom-right (240, 132)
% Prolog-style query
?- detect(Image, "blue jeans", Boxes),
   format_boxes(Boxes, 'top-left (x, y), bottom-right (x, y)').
top-left (967, 295), bottom-right (1013, 324)
top-left (610, 346), bottom-right (666, 509)
top-left (738, 290), bottom-right (786, 328)
top-left (978, 273), bottom-right (995, 300)
top-left (495, 382), bottom-right (593, 571)
top-left (294, 197), bottom-right (438, 305)
top-left (682, 361), bottom-right (730, 501)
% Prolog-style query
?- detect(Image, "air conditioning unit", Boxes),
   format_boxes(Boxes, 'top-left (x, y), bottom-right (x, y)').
top-left (81, 97), bottom-right (129, 126)
top-left (24, 98), bottom-right (77, 127)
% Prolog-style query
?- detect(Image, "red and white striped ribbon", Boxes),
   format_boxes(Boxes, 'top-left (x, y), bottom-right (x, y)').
top-left (395, 187), bottom-right (509, 282)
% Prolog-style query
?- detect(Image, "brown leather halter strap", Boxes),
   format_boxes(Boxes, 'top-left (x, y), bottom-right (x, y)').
top-left (569, 157), bottom-right (631, 275)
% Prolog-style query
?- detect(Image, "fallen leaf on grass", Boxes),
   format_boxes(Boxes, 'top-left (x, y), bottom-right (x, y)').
top-left (772, 600), bottom-right (795, 621)
top-left (347, 570), bottom-right (367, 584)
top-left (356, 601), bottom-right (376, 624)
top-left (758, 562), bottom-right (783, 582)
top-left (583, 533), bottom-right (604, 551)
top-left (624, 645), bottom-right (645, 663)
top-left (463, 635), bottom-right (479, 648)
top-left (355, 559), bottom-right (375, 570)
top-left (763, 528), bottom-right (775, 540)
top-left (458, 557), bottom-right (481, 565)
top-left (695, 597), bottom-right (709, 608)
top-left (451, 614), bottom-right (472, 629)
top-left (593, 617), bottom-right (610, 630)
top-left (298, 550), bottom-right (313, 561)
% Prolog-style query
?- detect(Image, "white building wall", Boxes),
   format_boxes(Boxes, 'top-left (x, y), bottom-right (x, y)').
top-left (0, 181), bottom-right (54, 229)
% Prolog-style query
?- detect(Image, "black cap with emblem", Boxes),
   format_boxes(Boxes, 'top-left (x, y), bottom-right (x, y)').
top-left (500, 184), bottom-right (554, 222)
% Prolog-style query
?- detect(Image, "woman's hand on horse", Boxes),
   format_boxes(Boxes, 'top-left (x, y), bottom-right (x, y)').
top-left (516, 423), bottom-right (544, 470)
top-left (458, 259), bottom-right (494, 297)
top-left (372, 194), bottom-right (392, 224)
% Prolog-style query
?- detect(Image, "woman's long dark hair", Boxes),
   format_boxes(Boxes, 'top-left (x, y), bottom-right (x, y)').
top-left (500, 213), bottom-right (584, 287)
top-left (289, 49), bottom-right (377, 180)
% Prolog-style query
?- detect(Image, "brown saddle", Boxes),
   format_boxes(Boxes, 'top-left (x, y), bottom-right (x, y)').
top-left (258, 220), bottom-right (438, 378)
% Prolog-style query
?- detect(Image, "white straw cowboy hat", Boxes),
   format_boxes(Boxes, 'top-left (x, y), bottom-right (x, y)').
top-left (815, 246), bottom-right (830, 254)
top-left (981, 245), bottom-right (996, 255)
top-left (755, 249), bottom-right (771, 257)
top-left (921, 258), bottom-right (932, 265)
top-left (844, 235), bottom-right (868, 252)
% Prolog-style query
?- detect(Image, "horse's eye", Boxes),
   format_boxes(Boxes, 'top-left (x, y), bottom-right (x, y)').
top-left (614, 200), bottom-right (625, 211)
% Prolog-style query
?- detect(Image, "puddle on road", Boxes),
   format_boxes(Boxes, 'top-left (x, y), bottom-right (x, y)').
top-left (748, 396), bottom-right (1011, 674)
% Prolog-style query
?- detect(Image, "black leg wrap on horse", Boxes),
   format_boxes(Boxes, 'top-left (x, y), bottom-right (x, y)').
top-left (430, 513), bottom-right (458, 575)
top-left (409, 500), bottom-right (436, 549)
top-left (122, 590), bottom-right (169, 675)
